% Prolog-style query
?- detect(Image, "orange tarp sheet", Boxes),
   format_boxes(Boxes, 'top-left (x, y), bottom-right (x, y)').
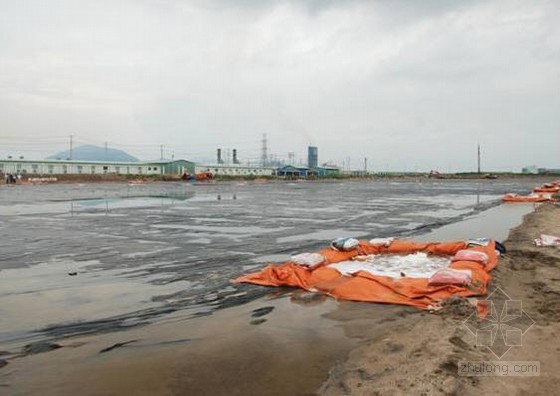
top-left (533, 188), bottom-right (559, 193)
top-left (233, 240), bottom-right (499, 310)
top-left (503, 194), bottom-right (553, 203)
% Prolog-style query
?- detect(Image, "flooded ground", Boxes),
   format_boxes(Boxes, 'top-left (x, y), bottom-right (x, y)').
top-left (0, 179), bottom-right (545, 395)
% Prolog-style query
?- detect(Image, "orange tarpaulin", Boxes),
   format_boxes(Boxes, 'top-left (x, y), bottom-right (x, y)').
top-left (533, 186), bottom-right (560, 193)
top-left (502, 194), bottom-right (554, 203)
top-left (233, 240), bottom-right (499, 310)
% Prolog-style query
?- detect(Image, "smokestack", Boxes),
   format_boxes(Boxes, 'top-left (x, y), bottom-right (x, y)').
top-left (217, 148), bottom-right (224, 164)
top-left (233, 149), bottom-right (240, 164)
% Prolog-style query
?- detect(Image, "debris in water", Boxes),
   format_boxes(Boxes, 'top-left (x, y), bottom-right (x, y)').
top-left (99, 340), bottom-right (138, 354)
top-left (22, 342), bottom-right (62, 356)
top-left (250, 306), bottom-right (274, 318)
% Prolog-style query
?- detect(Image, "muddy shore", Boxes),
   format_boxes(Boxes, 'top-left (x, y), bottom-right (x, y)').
top-left (320, 203), bottom-right (560, 395)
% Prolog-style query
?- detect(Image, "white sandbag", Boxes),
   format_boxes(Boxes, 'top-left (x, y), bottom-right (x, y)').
top-left (452, 250), bottom-right (489, 265)
top-left (331, 237), bottom-right (360, 252)
top-left (428, 269), bottom-right (472, 286)
top-left (467, 238), bottom-right (491, 247)
top-left (368, 237), bottom-right (395, 247)
top-left (328, 261), bottom-right (372, 276)
top-left (291, 253), bottom-right (325, 268)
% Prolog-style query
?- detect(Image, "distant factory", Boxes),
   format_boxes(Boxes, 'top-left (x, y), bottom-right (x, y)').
top-left (1, 143), bottom-right (340, 179)
top-left (198, 146), bottom-right (340, 178)
top-left (196, 148), bottom-right (276, 176)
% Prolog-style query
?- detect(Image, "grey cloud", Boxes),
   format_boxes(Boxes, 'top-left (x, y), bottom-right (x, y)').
top-left (0, 0), bottom-right (558, 171)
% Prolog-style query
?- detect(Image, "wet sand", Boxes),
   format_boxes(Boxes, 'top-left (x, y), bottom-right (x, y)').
top-left (0, 180), bottom-right (555, 395)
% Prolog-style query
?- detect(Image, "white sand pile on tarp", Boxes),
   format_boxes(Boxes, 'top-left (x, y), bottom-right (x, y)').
top-left (328, 252), bottom-right (451, 279)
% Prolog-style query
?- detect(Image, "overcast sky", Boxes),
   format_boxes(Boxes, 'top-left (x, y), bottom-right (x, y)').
top-left (1, 0), bottom-right (559, 171)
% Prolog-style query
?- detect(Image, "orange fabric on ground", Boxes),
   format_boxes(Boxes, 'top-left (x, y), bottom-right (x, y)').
top-left (233, 240), bottom-right (499, 310)
top-left (502, 194), bottom-right (553, 202)
top-left (533, 186), bottom-right (560, 193)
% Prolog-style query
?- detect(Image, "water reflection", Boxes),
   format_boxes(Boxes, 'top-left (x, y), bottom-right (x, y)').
top-left (476, 183), bottom-right (481, 206)
top-left (69, 193), bottom-right (195, 215)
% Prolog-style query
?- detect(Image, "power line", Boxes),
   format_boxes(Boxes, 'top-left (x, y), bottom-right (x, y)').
top-left (0, 135), bottom-right (69, 141)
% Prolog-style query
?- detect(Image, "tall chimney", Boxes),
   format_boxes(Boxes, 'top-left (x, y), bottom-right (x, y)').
top-left (217, 148), bottom-right (224, 164)
top-left (233, 149), bottom-right (240, 164)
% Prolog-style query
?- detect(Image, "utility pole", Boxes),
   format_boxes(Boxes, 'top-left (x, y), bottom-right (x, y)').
top-left (477, 144), bottom-right (481, 175)
top-left (160, 145), bottom-right (164, 161)
top-left (364, 157), bottom-right (368, 175)
top-left (261, 134), bottom-right (268, 167)
top-left (69, 134), bottom-right (73, 160)
top-left (104, 141), bottom-right (108, 161)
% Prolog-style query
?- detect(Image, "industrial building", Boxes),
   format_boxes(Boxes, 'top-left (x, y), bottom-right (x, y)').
top-left (307, 146), bottom-right (318, 169)
top-left (276, 146), bottom-right (340, 178)
top-left (0, 158), bottom-right (195, 176)
top-left (0, 144), bottom-right (342, 179)
top-left (196, 164), bottom-right (276, 176)
top-left (276, 165), bottom-right (310, 178)
top-left (197, 147), bottom-right (275, 176)
top-left (276, 165), bottom-right (340, 178)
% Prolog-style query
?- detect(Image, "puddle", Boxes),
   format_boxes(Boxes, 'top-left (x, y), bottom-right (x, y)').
top-left (0, 194), bottom-right (196, 216)
top-left (0, 259), bottom-right (192, 346)
top-left (416, 203), bottom-right (537, 242)
top-left (3, 293), bottom-right (356, 396)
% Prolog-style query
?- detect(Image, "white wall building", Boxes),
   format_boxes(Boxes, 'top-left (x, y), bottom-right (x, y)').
top-left (0, 159), bottom-right (194, 176)
top-left (196, 164), bottom-right (276, 176)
